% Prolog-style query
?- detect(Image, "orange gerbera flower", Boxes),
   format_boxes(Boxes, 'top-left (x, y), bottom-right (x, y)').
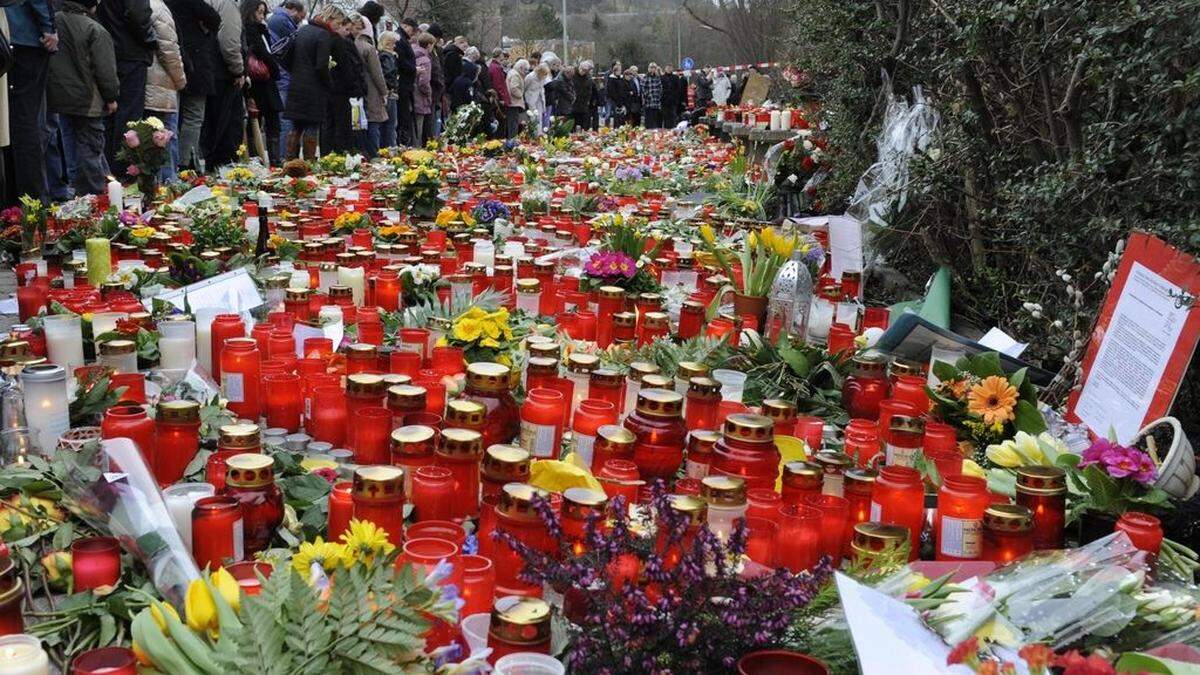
top-left (967, 376), bottom-right (1018, 425)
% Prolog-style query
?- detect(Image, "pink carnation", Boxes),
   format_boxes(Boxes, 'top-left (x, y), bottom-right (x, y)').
top-left (126, 164), bottom-right (140, 176)
top-left (152, 129), bottom-right (172, 148)
top-left (123, 130), bottom-right (140, 148)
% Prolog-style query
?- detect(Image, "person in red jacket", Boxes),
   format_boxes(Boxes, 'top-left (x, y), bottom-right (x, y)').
top-left (487, 47), bottom-right (509, 107)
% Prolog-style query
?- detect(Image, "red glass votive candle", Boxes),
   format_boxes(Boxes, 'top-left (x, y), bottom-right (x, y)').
top-left (890, 375), bottom-right (930, 415)
top-left (805, 494), bottom-right (850, 562)
top-left (430, 346), bottom-right (465, 376)
top-left (1115, 511), bottom-right (1164, 555)
top-left (844, 419), bottom-right (881, 467)
top-left (101, 404), bottom-right (156, 473)
top-left (626, 389), bottom-right (688, 483)
top-left (415, 370), bottom-right (447, 415)
top-left (460, 554), bottom-right (496, 617)
top-left (981, 504), bottom-right (1034, 564)
top-left (192, 496), bottom-right (244, 570)
top-left (398, 328), bottom-right (431, 365)
top-left (71, 646), bottom-right (137, 675)
top-left (328, 481), bottom-right (353, 541)
top-left (110, 373), bottom-right (147, 404)
top-left (1015, 466), bottom-right (1066, 551)
top-left (777, 504), bottom-right (822, 573)
top-left (223, 454), bottom-right (284, 556)
top-left (487, 596), bottom-right (552, 664)
top-left (684, 377), bottom-right (722, 431)
top-left (746, 488), bottom-right (782, 524)
top-left (352, 466), bottom-right (406, 546)
top-left (845, 468), bottom-right (876, 532)
top-left (350, 407), bottom-right (393, 465)
top-left (391, 425), bottom-right (438, 495)
top-left (434, 428), bottom-right (484, 520)
top-left (411, 466), bottom-right (455, 522)
top-left (401, 537), bottom-right (463, 650)
top-left (745, 516), bottom-right (778, 567)
top-left (936, 474), bottom-right (989, 558)
top-left (71, 537), bottom-right (121, 591)
top-left (793, 416), bottom-right (825, 453)
top-left (561, 487), bottom-right (608, 557)
top-left (390, 350), bottom-right (421, 378)
top-left (227, 561), bottom-right (273, 597)
top-left (303, 337), bottom-right (333, 359)
top-left (16, 284), bottom-right (47, 322)
top-left (153, 400), bottom-right (201, 488)
top-left (520, 388), bottom-right (564, 459)
top-left (209, 314), bottom-right (246, 381)
top-left (841, 353), bottom-right (889, 420)
top-left (596, 458), bottom-right (643, 507)
top-left (570, 399), bottom-right (617, 468)
top-left (781, 461), bottom-right (822, 507)
top-left (884, 414), bottom-right (924, 468)
top-left (871, 466), bottom-right (924, 559)
top-left (263, 373), bottom-right (302, 432)
top-left (493, 484), bottom-right (553, 596)
top-left (587, 369), bottom-right (624, 412)
top-left (406, 520), bottom-right (468, 549)
top-left (221, 337), bottom-right (262, 421)
top-left (308, 384), bottom-right (348, 446)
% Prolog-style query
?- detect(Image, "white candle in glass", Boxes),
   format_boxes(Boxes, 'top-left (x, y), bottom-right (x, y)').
top-left (289, 269), bottom-right (310, 290)
top-left (162, 482), bottom-right (215, 553)
top-left (41, 315), bottom-right (84, 374)
top-left (0, 634), bottom-right (50, 675)
top-left (89, 311), bottom-right (127, 340)
top-left (319, 264), bottom-right (337, 292)
top-left (806, 297), bottom-right (834, 344)
top-left (107, 179), bottom-right (123, 211)
top-left (157, 320), bottom-right (195, 371)
top-left (19, 365), bottom-right (70, 455)
top-left (835, 301), bottom-right (860, 332)
top-left (194, 308), bottom-right (221, 376)
top-left (781, 110), bottom-right (793, 130)
top-left (769, 110), bottom-right (781, 130)
top-left (473, 240), bottom-right (495, 269)
top-left (318, 305), bottom-right (343, 327)
top-left (337, 266), bottom-right (365, 306)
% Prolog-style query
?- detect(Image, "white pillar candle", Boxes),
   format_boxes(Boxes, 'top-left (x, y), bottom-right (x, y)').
top-left (89, 312), bottom-right (127, 340)
top-left (194, 308), bottom-right (222, 376)
top-left (318, 264), bottom-right (338, 292)
top-left (503, 241), bottom-right (526, 259)
top-left (473, 240), bottom-right (495, 269)
top-left (107, 179), bottom-right (123, 211)
top-left (780, 110), bottom-right (793, 130)
top-left (835, 301), bottom-right (860, 332)
top-left (337, 266), bottom-right (365, 306)
top-left (318, 305), bottom-right (343, 326)
top-left (162, 482), bottom-right (215, 553)
top-left (20, 365), bottom-right (70, 455)
top-left (0, 635), bottom-right (50, 675)
top-left (41, 315), bottom-right (84, 375)
top-left (769, 110), bottom-right (781, 131)
top-left (157, 320), bottom-right (196, 371)
top-left (289, 269), bottom-right (310, 290)
top-left (807, 297), bottom-right (834, 345)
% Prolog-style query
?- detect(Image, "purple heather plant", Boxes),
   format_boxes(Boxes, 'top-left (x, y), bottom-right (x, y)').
top-left (493, 482), bottom-right (833, 674)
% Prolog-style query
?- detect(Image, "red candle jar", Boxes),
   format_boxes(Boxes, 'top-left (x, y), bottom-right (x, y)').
top-left (251, 323), bottom-right (273, 358)
top-left (70, 646), bottom-right (137, 675)
top-left (591, 424), bottom-right (636, 474)
top-left (870, 466), bottom-right (925, 559)
top-left (841, 353), bottom-right (889, 420)
top-left (761, 399), bottom-right (798, 437)
top-left (1116, 511), bottom-right (1165, 555)
top-left (303, 337), bottom-right (333, 359)
top-left (683, 377), bottom-right (721, 431)
top-left (611, 311), bottom-right (636, 344)
top-left (209, 314), bottom-right (245, 381)
top-left (487, 596), bottom-right (552, 664)
top-left (307, 384), bottom-right (348, 446)
top-left (401, 537), bottom-right (463, 649)
top-left (844, 468), bottom-right (877, 532)
top-left (493, 483), bottom-right (553, 596)
top-left (71, 536), bottom-right (121, 591)
top-left (625, 389), bottom-right (688, 483)
top-left (684, 429), bottom-right (719, 479)
top-left (269, 331), bottom-right (296, 362)
top-left (776, 504), bottom-right (822, 573)
top-left (885, 415), bottom-right (925, 468)
top-left (206, 424), bottom-right (260, 491)
top-left (935, 475), bottom-right (989, 561)
top-left (410, 465), bottom-right (455, 522)
top-left (435, 427), bottom-right (484, 520)
top-left (481, 445), bottom-right (531, 500)
top-left (431, 346), bottom-right (465, 376)
top-left (827, 323), bottom-right (856, 355)
top-left (345, 343), bottom-right (378, 375)
top-left (710, 414), bottom-right (781, 492)
top-left (192, 495), bottom-right (244, 569)
top-left (891, 375), bottom-right (930, 415)
top-left (850, 522), bottom-right (911, 566)
top-left (781, 461), bottom-right (822, 506)
top-left (223, 453), bottom-right (284, 556)
top-left (154, 400), bottom-right (201, 488)
top-left (391, 425), bottom-right (438, 495)
top-left (638, 311), bottom-right (669, 345)
top-left (101, 404), bottom-right (156, 473)
top-left (596, 458), bottom-right (642, 506)
top-left (656, 494), bottom-right (706, 569)
top-left (406, 520), bottom-right (467, 549)
top-left (523, 357), bottom-right (557, 395)
top-left (677, 299), bottom-right (704, 340)
top-left (226, 560), bottom-right (273, 597)
top-left (1015, 466), bottom-right (1066, 550)
top-left (352, 466), bottom-right (406, 546)
top-left (263, 373), bottom-right (302, 432)
top-left (924, 421), bottom-right (959, 455)
top-left (541, 376), bottom-right (574, 429)
top-left (221, 338), bottom-right (262, 421)
top-left (397, 328), bottom-right (430, 365)
top-left (561, 487), bottom-right (607, 558)
top-left (285, 288), bottom-right (312, 321)
top-left (805, 493), bottom-right (850, 562)
top-left (465, 362), bottom-right (520, 447)
top-left (460, 555), bottom-right (496, 617)
top-left (570, 399), bottom-right (617, 468)
top-left (345, 373), bottom-right (387, 420)
top-left (328, 481), bottom-right (353, 541)
top-left (794, 416), bottom-right (825, 453)
top-left (982, 504), bottom-right (1034, 563)
top-left (391, 350), bottom-right (422, 378)
top-left (375, 269), bottom-right (401, 311)
top-left (350, 407), bottom-right (393, 465)
top-left (520, 388), bottom-right (564, 459)
top-left (387, 384), bottom-right (428, 426)
top-left (746, 488), bottom-right (782, 524)
top-left (587, 369), bottom-right (624, 413)
top-left (16, 284), bottom-right (47, 322)
top-left (844, 419), bottom-right (881, 467)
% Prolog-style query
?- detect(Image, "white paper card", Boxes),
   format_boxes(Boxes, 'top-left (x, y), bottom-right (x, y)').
top-left (827, 214), bottom-right (864, 280)
top-left (978, 327), bottom-right (1027, 358)
top-left (148, 268), bottom-right (264, 314)
top-left (1075, 262), bottom-right (1190, 443)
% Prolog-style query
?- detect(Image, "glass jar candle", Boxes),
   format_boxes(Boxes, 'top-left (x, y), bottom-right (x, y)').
top-left (487, 596), bottom-right (552, 664)
top-left (350, 407), bottom-right (393, 465)
top-left (345, 344), bottom-right (378, 375)
top-left (42, 313), bottom-right (85, 374)
top-left (684, 377), bottom-right (722, 431)
top-left (674, 361), bottom-right (709, 394)
top-left (101, 404), bottom-right (156, 471)
top-left (464, 362), bottom-right (520, 447)
top-left (207, 423), bottom-right (261, 491)
top-left (307, 384), bottom-right (348, 447)
top-left (1115, 511), bottom-right (1164, 555)
top-left (794, 416), bottom-right (826, 454)
top-left (520, 388), bottom-right (564, 459)
top-left (611, 311), bottom-right (637, 344)
top-left (781, 461), bottom-right (822, 506)
top-left (685, 429), bottom-right (720, 479)
top-left (162, 482), bottom-right (214, 554)
top-left (154, 400), bottom-right (200, 487)
top-left (841, 353), bottom-right (889, 420)
top-left (844, 468), bottom-right (877, 532)
top-left (776, 503), bottom-right (822, 573)
top-left (935, 475), bottom-right (989, 561)
top-left (814, 451), bottom-right (854, 497)
top-left (21, 363), bottom-right (70, 456)
top-left (328, 481), bottom-right (353, 541)
top-left (588, 369), bottom-right (624, 413)
top-left (711, 414), bottom-right (781, 491)
top-left (844, 419), bottom-right (881, 467)
top-left (1015, 466), bottom-right (1066, 550)
top-left (435, 427), bottom-right (484, 520)
top-left (223, 453), bottom-right (283, 556)
top-left (570, 399), bottom-right (617, 468)
top-left (625, 389), bottom-right (688, 483)
top-left (263, 372), bottom-right (302, 433)
top-left (387, 384), bottom-right (427, 426)
top-left (870, 466), bottom-right (924, 559)
top-left (524, 356), bottom-right (558, 393)
top-left (981, 504), bottom-right (1033, 563)
top-left (97, 339), bottom-right (137, 374)
top-left (71, 536), bottom-right (121, 591)
top-left (209, 314), bottom-right (245, 382)
top-left (493, 483), bottom-right (553, 596)
top-left (410, 466), bottom-right (455, 522)
top-left (285, 287), bottom-right (312, 321)
top-left (638, 311), bottom-right (669, 346)
top-left (623, 361), bottom-right (660, 416)
top-left (561, 487), bottom-right (607, 557)
top-left (192, 495), bottom-right (244, 569)
top-left (850, 522), bottom-right (910, 567)
top-left (515, 278), bottom-right (541, 314)
top-left (221, 337), bottom-right (262, 421)
top-left (805, 493), bottom-right (850, 562)
top-left (761, 399), bottom-right (798, 437)
top-left (156, 319), bottom-right (195, 371)
top-left (891, 375), bottom-right (930, 415)
top-left (746, 487), bottom-right (782, 525)
top-left (885, 415), bottom-right (925, 468)
top-left (481, 444), bottom-right (531, 500)
top-left (564, 353), bottom-right (598, 411)
top-left (591, 424), bottom-right (636, 473)
top-left (346, 373), bottom-right (387, 421)
top-left (677, 300), bottom-right (704, 340)
top-left (701, 475), bottom-right (748, 542)
top-left (390, 425), bottom-right (438, 496)
top-left (461, 554), bottom-right (496, 617)
top-left (445, 399), bottom-right (487, 434)
top-left (656, 494), bottom-right (706, 569)
top-left (352, 465), bottom-right (406, 545)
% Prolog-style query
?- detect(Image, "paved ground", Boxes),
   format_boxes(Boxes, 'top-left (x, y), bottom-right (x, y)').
top-left (0, 268), bottom-right (17, 334)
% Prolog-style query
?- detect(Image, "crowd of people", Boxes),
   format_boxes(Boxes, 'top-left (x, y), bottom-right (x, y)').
top-left (3, 0), bottom-right (756, 204)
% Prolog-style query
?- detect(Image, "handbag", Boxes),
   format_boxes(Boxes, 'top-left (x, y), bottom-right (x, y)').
top-left (247, 54), bottom-right (271, 82)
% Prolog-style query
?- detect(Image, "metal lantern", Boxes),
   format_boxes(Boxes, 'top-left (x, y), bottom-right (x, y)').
top-left (767, 248), bottom-right (813, 342)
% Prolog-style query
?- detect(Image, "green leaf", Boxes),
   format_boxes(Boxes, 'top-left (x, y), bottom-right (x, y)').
top-left (1013, 400), bottom-right (1047, 434)
top-left (777, 340), bottom-right (811, 376)
top-left (1008, 367), bottom-right (1026, 391)
top-left (967, 351), bottom-right (1004, 377)
top-left (280, 474), bottom-right (333, 507)
top-left (1114, 652), bottom-right (1200, 675)
top-left (931, 359), bottom-right (960, 383)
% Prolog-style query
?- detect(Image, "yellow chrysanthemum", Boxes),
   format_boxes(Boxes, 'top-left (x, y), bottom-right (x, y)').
top-left (480, 337), bottom-right (500, 348)
top-left (292, 537), bottom-right (347, 574)
top-left (967, 376), bottom-right (1019, 426)
top-left (340, 519), bottom-right (395, 567)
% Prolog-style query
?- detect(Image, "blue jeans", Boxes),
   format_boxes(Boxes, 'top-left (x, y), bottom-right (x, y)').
top-left (379, 99), bottom-right (397, 150)
top-left (148, 110), bottom-right (179, 184)
top-left (277, 84), bottom-right (292, 146)
top-left (45, 114), bottom-right (75, 200)
top-left (356, 122), bottom-right (381, 158)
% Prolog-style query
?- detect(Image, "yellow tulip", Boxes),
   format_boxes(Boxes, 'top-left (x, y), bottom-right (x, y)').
top-left (150, 601), bottom-right (180, 632)
top-left (185, 568), bottom-right (240, 635)
top-left (747, 230), bottom-right (758, 250)
top-left (984, 441), bottom-right (1022, 468)
top-left (699, 224), bottom-right (716, 245)
top-left (962, 459), bottom-right (987, 479)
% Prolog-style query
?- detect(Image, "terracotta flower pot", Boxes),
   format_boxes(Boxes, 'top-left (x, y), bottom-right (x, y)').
top-left (733, 293), bottom-right (769, 331)
top-left (737, 650), bottom-right (830, 675)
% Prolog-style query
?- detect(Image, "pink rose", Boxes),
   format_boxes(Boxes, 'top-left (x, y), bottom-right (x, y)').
top-left (123, 130), bottom-right (140, 148)
top-left (127, 165), bottom-right (140, 176)
top-left (152, 129), bottom-right (171, 148)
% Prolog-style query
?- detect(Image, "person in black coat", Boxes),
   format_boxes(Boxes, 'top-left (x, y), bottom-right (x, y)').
top-left (240, 0), bottom-right (281, 163)
top-left (282, 5), bottom-right (343, 158)
top-left (442, 35), bottom-right (465, 98)
top-left (97, 0), bottom-right (158, 171)
top-left (165, 0), bottom-right (220, 170)
top-left (322, 27), bottom-right (364, 154)
top-left (448, 58), bottom-right (476, 112)
top-left (392, 18), bottom-right (417, 145)
top-left (604, 63), bottom-right (625, 127)
top-left (661, 66), bottom-right (681, 129)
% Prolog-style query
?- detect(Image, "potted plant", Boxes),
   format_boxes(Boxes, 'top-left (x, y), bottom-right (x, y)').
top-left (1132, 417), bottom-right (1198, 500)
top-left (699, 224), bottom-right (811, 330)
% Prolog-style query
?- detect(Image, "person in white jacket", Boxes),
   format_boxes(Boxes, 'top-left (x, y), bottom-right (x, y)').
top-left (712, 70), bottom-right (731, 106)
top-left (523, 62), bottom-right (548, 135)
top-left (504, 58), bottom-right (528, 139)
top-left (144, 0), bottom-right (186, 182)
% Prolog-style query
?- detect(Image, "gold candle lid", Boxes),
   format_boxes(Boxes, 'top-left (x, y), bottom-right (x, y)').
top-left (590, 368), bottom-right (623, 387)
top-left (489, 596), bottom-right (552, 645)
top-left (635, 389), bottom-right (684, 418)
top-left (722, 413), bottom-right (775, 443)
top-left (566, 353), bottom-right (599, 374)
top-left (852, 522), bottom-right (910, 552)
top-left (346, 343), bottom-right (378, 359)
top-left (889, 415), bottom-right (925, 435)
top-left (98, 339), bottom-right (136, 355)
top-left (445, 399), bottom-right (486, 427)
top-left (0, 341), bottom-right (31, 357)
top-left (437, 427), bottom-right (484, 457)
top-left (329, 285), bottom-right (353, 299)
top-left (627, 361), bottom-right (660, 382)
top-left (595, 425), bottom-right (636, 455)
top-left (814, 451), bottom-right (854, 471)
top-left (1015, 466), bottom-right (1066, 495)
top-left (687, 430), bottom-right (720, 453)
top-left (286, 287), bottom-right (311, 301)
top-left (157, 399), bottom-right (200, 423)
top-left (225, 453), bottom-right (275, 488)
top-left (850, 352), bottom-right (887, 373)
top-left (427, 316), bottom-right (453, 331)
top-left (466, 362), bottom-right (512, 392)
top-left (598, 285), bottom-right (625, 299)
top-left (637, 292), bottom-right (663, 307)
top-left (642, 311), bottom-right (668, 328)
top-left (639, 374), bottom-right (672, 390)
top-left (687, 376), bottom-right (721, 396)
top-left (700, 475), bottom-right (747, 506)
top-left (381, 373), bottom-right (413, 386)
top-left (676, 361), bottom-right (709, 379)
top-left (761, 398), bottom-right (798, 421)
top-left (265, 274), bottom-right (290, 289)
top-left (612, 311), bottom-right (636, 327)
top-left (387, 384), bottom-right (427, 410)
top-left (562, 487), bottom-right (607, 521)
top-left (346, 373), bottom-right (386, 396)
top-left (681, 299), bottom-right (704, 312)
top-left (515, 278), bottom-right (541, 294)
top-left (845, 468), bottom-right (878, 490)
top-left (526, 356), bottom-right (559, 376)
top-left (497, 482), bottom-right (550, 520)
top-left (391, 425), bottom-right (437, 457)
top-left (528, 342), bottom-right (561, 360)
top-left (984, 504), bottom-right (1034, 532)
top-left (664, 494), bottom-right (707, 527)
top-left (219, 423), bottom-right (261, 449)
top-left (482, 444), bottom-right (531, 482)
top-left (352, 465), bottom-right (405, 502)
top-left (783, 461), bottom-right (822, 483)
top-left (889, 358), bottom-right (924, 378)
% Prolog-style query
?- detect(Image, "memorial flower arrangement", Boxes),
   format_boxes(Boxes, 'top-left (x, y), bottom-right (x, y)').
top-left (446, 306), bottom-right (516, 363)
top-left (700, 224), bottom-right (802, 298)
top-left (281, 175), bottom-right (318, 200)
top-left (469, 199), bottom-right (509, 225)
top-left (116, 117), bottom-right (173, 197)
top-left (396, 165), bottom-right (443, 217)
top-left (331, 211), bottom-right (371, 235)
top-left (925, 352), bottom-right (1046, 455)
top-left (433, 207), bottom-right (475, 228)
top-left (316, 152), bottom-right (351, 176)
top-left (579, 214), bottom-right (662, 294)
top-left (441, 103), bottom-right (483, 146)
